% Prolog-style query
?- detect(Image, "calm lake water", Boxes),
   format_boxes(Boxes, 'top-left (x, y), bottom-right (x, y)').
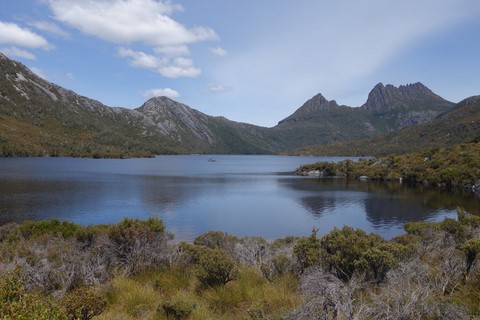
top-left (0, 155), bottom-right (479, 241)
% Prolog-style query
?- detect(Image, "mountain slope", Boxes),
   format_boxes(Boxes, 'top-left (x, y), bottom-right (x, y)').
top-left (0, 53), bottom-right (277, 156)
top-left (134, 97), bottom-right (280, 154)
top-left (272, 82), bottom-right (455, 149)
top-left (0, 52), bottom-right (472, 157)
top-left (288, 96), bottom-right (480, 156)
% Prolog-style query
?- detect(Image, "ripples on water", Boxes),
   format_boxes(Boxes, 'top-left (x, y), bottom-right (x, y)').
top-left (0, 155), bottom-right (478, 241)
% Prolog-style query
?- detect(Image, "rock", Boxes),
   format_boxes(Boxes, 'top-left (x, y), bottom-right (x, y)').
top-left (359, 176), bottom-right (370, 181)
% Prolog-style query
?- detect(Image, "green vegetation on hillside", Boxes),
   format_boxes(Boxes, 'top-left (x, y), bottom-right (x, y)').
top-left (297, 140), bottom-right (480, 190)
top-left (290, 98), bottom-right (480, 157)
top-left (1, 211), bottom-right (479, 319)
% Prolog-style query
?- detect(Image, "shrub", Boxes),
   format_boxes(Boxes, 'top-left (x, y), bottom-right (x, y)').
top-left (438, 218), bottom-right (469, 243)
top-left (196, 248), bottom-right (239, 287)
top-left (161, 300), bottom-right (196, 319)
top-left (319, 226), bottom-right (395, 282)
top-left (457, 207), bottom-right (480, 228)
top-left (18, 219), bottom-right (80, 239)
top-left (404, 221), bottom-right (436, 235)
top-left (104, 217), bottom-right (172, 274)
top-left (193, 231), bottom-right (237, 254)
top-left (293, 228), bottom-right (321, 272)
top-left (0, 266), bottom-right (65, 320)
top-left (261, 254), bottom-right (294, 280)
top-left (355, 242), bottom-right (407, 283)
top-left (62, 286), bottom-right (107, 320)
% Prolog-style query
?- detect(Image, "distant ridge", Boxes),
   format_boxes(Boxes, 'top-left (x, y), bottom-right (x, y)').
top-left (288, 95), bottom-right (480, 156)
top-left (0, 51), bottom-right (474, 157)
top-left (273, 82), bottom-right (455, 149)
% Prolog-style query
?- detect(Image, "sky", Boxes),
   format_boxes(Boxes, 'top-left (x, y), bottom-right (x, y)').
top-left (1, 0), bottom-right (480, 127)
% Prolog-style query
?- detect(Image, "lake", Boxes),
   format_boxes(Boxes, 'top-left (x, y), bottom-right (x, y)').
top-left (0, 155), bottom-right (478, 241)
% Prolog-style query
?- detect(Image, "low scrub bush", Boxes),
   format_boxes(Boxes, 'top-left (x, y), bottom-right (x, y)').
top-left (62, 286), bottom-right (107, 320)
top-left (161, 299), bottom-right (196, 319)
top-left (103, 217), bottom-right (173, 275)
top-left (196, 248), bottom-right (239, 287)
top-left (293, 228), bottom-right (321, 272)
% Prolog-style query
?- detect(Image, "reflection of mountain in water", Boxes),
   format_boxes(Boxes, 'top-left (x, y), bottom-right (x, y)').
top-left (298, 196), bottom-right (336, 216)
top-left (282, 178), bottom-right (480, 229)
top-left (363, 196), bottom-right (436, 228)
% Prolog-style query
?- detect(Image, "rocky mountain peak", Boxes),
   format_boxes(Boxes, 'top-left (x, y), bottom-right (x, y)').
top-left (300, 93), bottom-right (339, 113)
top-left (362, 82), bottom-right (444, 114)
top-left (136, 96), bottom-right (216, 144)
top-left (277, 93), bottom-right (340, 125)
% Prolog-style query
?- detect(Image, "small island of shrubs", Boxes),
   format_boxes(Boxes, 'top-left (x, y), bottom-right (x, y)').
top-left (0, 209), bottom-right (479, 319)
top-left (296, 140), bottom-right (480, 192)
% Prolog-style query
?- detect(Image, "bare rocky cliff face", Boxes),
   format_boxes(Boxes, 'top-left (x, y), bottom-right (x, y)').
top-left (136, 97), bottom-right (216, 144)
top-left (361, 82), bottom-right (441, 114)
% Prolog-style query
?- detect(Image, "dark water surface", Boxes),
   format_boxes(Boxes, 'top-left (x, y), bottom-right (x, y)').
top-left (0, 155), bottom-right (478, 241)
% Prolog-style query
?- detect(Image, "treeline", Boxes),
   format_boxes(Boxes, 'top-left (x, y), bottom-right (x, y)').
top-left (297, 141), bottom-right (480, 191)
top-left (0, 211), bottom-right (479, 319)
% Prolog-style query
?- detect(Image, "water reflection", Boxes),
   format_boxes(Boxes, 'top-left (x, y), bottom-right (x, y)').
top-left (0, 156), bottom-right (479, 241)
top-left (282, 178), bottom-right (480, 232)
top-left (298, 196), bottom-right (336, 216)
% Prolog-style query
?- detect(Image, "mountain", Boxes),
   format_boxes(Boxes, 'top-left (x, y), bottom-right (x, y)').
top-left (0, 53), bottom-right (277, 157)
top-left (272, 82), bottom-right (455, 149)
top-left (288, 96), bottom-right (480, 156)
top-left (134, 96), bottom-right (280, 154)
top-left (0, 52), bottom-right (472, 158)
top-left (361, 82), bottom-right (454, 128)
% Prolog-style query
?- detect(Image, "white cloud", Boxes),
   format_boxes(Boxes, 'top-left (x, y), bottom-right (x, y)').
top-left (208, 84), bottom-right (229, 93)
top-left (158, 62), bottom-right (200, 78)
top-left (142, 88), bottom-right (180, 99)
top-left (1, 46), bottom-right (36, 60)
top-left (0, 21), bottom-right (52, 50)
top-left (66, 72), bottom-right (74, 80)
top-left (154, 45), bottom-right (190, 58)
top-left (46, 0), bottom-right (218, 46)
top-left (29, 21), bottom-right (69, 38)
top-left (118, 48), bottom-right (163, 69)
top-left (118, 47), bottom-right (200, 78)
top-left (209, 46), bottom-right (227, 57)
top-left (46, 0), bottom-right (216, 78)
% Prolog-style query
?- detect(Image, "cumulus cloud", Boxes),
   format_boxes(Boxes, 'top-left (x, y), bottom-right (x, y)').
top-left (141, 88), bottom-right (180, 99)
top-left (0, 21), bottom-right (52, 50)
top-left (154, 45), bottom-right (190, 58)
top-left (45, 0), bottom-right (217, 78)
top-left (46, 0), bottom-right (218, 46)
top-left (1, 46), bottom-right (36, 60)
top-left (29, 21), bottom-right (69, 38)
top-left (118, 47), bottom-right (200, 78)
top-left (209, 46), bottom-right (227, 57)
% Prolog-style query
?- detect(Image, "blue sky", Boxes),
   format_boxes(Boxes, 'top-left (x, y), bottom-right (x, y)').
top-left (1, 0), bottom-right (480, 127)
